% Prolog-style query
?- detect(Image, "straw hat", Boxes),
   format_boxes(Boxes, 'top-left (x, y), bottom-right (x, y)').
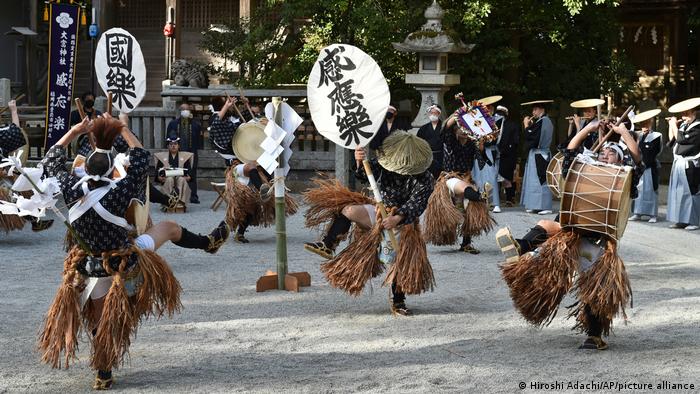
top-left (478, 95), bottom-right (503, 106)
top-left (377, 131), bottom-right (433, 176)
top-left (570, 98), bottom-right (605, 108)
top-left (668, 97), bottom-right (700, 113)
top-left (520, 100), bottom-right (553, 106)
top-left (631, 109), bottom-right (661, 124)
top-left (232, 122), bottom-right (266, 163)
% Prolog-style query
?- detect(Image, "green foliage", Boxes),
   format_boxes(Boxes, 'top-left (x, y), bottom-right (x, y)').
top-left (198, 0), bottom-right (635, 109)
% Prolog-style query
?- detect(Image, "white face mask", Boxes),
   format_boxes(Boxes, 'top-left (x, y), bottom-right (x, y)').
top-left (428, 115), bottom-right (439, 122)
top-left (180, 109), bottom-right (192, 118)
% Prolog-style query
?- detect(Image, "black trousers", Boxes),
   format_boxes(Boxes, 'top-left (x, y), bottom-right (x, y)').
top-left (187, 150), bottom-right (199, 201)
top-left (391, 282), bottom-right (405, 304)
top-left (584, 304), bottom-right (603, 337)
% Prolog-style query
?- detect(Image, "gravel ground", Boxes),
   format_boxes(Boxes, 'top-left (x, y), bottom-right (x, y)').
top-left (1, 191), bottom-right (699, 393)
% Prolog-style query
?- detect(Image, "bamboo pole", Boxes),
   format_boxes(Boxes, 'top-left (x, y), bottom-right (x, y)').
top-left (272, 96), bottom-right (287, 290)
top-left (361, 159), bottom-right (399, 251)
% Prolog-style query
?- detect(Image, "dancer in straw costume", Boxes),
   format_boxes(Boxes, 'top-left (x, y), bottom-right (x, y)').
top-left (304, 131), bottom-right (434, 316)
top-left (666, 97), bottom-right (700, 230)
top-left (38, 115), bottom-right (229, 390)
top-left (629, 109), bottom-right (662, 223)
top-left (423, 109), bottom-right (495, 254)
top-left (1, 99), bottom-right (54, 232)
top-left (495, 118), bottom-right (644, 351)
top-left (209, 95), bottom-right (297, 243)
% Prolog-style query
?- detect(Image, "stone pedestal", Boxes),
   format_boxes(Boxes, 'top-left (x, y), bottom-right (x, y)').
top-left (334, 147), bottom-right (352, 186)
top-left (405, 73), bottom-right (460, 128)
top-left (0, 79), bottom-right (11, 107)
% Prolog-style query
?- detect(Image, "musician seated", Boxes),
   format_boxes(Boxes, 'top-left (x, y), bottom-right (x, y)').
top-left (496, 121), bottom-right (644, 261)
top-left (155, 133), bottom-right (193, 210)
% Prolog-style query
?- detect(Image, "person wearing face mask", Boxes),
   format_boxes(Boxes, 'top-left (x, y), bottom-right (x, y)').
top-left (416, 104), bottom-right (444, 178)
top-left (666, 97), bottom-right (700, 230)
top-left (70, 91), bottom-right (102, 127)
top-left (71, 92), bottom-right (103, 157)
top-left (167, 103), bottom-right (202, 204)
top-left (369, 105), bottom-right (403, 150)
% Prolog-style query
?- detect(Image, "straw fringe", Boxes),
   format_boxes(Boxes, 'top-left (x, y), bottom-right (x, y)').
top-left (37, 247), bottom-right (86, 369)
top-left (224, 166), bottom-right (262, 228)
top-left (461, 199), bottom-right (496, 237)
top-left (569, 238), bottom-right (632, 336)
top-left (320, 222), bottom-right (383, 296)
top-left (131, 248), bottom-right (182, 319)
top-left (385, 222), bottom-right (435, 295)
top-left (303, 175), bottom-right (372, 229)
top-left (39, 245), bottom-right (181, 371)
top-left (91, 271), bottom-right (135, 371)
top-left (500, 231), bottom-right (580, 327)
top-left (0, 187), bottom-right (25, 233)
top-left (423, 174), bottom-right (462, 245)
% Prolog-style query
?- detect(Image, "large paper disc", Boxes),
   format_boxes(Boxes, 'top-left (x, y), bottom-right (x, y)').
top-left (95, 28), bottom-right (147, 113)
top-left (307, 44), bottom-right (390, 149)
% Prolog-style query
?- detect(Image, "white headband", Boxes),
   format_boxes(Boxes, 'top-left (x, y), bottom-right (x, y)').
top-left (427, 105), bottom-right (442, 114)
top-left (603, 142), bottom-right (624, 160)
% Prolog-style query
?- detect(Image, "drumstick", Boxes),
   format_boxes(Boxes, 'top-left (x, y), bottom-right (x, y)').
top-left (107, 92), bottom-right (113, 115)
top-left (591, 105), bottom-right (634, 153)
top-left (239, 88), bottom-right (255, 118)
top-left (226, 92), bottom-right (247, 122)
top-left (0, 94), bottom-right (26, 116)
top-left (75, 98), bottom-right (96, 150)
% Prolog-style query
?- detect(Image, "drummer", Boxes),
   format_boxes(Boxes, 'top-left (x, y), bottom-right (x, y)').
top-left (568, 99), bottom-right (605, 149)
top-left (208, 96), bottom-right (272, 243)
top-left (666, 97), bottom-right (700, 231)
top-left (629, 109), bottom-right (663, 223)
top-left (497, 119), bottom-right (644, 262)
top-left (472, 95), bottom-right (503, 213)
top-left (496, 120), bottom-right (643, 351)
top-left (520, 100), bottom-right (554, 215)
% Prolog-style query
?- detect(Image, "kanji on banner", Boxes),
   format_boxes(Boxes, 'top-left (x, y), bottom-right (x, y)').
top-left (44, 3), bottom-right (81, 149)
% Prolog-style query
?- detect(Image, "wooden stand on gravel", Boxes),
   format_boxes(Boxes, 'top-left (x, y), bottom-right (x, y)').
top-left (256, 96), bottom-right (310, 293)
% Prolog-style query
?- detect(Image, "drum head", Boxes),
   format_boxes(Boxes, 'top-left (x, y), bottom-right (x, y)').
top-left (232, 122), bottom-right (266, 163)
top-left (546, 152), bottom-right (564, 198)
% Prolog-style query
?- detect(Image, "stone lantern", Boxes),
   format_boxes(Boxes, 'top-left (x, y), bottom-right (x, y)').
top-left (393, 0), bottom-right (473, 129)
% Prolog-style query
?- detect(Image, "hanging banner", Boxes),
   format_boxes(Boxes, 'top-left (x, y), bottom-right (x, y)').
top-left (44, 3), bottom-right (81, 149)
top-left (95, 28), bottom-right (147, 113)
top-left (307, 44), bottom-right (390, 149)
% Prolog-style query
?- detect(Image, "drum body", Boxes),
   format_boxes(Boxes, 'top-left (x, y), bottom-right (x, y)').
top-left (546, 152), bottom-right (564, 198)
top-left (559, 159), bottom-right (632, 240)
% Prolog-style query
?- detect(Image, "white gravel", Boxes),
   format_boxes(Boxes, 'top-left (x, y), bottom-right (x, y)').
top-left (1, 191), bottom-right (699, 393)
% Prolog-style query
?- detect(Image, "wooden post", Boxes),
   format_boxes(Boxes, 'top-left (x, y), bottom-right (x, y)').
top-left (272, 97), bottom-right (287, 290)
top-left (255, 97), bottom-right (310, 293)
top-left (361, 159), bottom-right (399, 250)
